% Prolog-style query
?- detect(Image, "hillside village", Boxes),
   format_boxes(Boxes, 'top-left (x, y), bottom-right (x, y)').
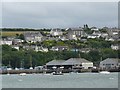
top-left (1, 25), bottom-right (120, 72)
top-left (1, 26), bottom-right (120, 51)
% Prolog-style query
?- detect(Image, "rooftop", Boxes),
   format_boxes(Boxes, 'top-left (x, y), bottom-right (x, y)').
top-left (46, 60), bottom-right (65, 66)
top-left (100, 58), bottom-right (120, 63)
top-left (62, 58), bottom-right (92, 65)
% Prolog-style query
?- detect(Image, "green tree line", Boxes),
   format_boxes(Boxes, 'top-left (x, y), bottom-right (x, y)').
top-left (2, 45), bottom-right (119, 68)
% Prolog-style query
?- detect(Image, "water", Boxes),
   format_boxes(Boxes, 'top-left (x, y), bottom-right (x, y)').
top-left (2, 73), bottom-right (118, 88)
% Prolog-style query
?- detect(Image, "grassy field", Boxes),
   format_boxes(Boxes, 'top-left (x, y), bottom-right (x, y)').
top-left (1, 31), bottom-right (24, 36)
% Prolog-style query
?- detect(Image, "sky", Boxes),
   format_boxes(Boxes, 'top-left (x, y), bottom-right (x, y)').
top-left (2, 2), bottom-right (118, 29)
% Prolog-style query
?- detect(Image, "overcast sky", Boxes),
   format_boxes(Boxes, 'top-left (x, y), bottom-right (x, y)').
top-left (2, 2), bottom-right (118, 29)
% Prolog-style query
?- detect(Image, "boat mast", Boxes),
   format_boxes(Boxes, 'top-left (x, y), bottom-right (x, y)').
top-left (30, 55), bottom-right (32, 67)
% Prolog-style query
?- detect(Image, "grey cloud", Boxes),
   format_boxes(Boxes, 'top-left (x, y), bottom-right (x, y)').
top-left (2, 2), bottom-right (118, 28)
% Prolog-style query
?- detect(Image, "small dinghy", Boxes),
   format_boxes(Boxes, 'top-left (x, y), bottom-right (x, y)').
top-left (19, 73), bottom-right (27, 76)
top-left (52, 72), bottom-right (63, 75)
top-left (7, 73), bottom-right (10, 75)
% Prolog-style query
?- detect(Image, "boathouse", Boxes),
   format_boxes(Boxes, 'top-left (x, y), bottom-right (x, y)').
top-left (62, 58), bottom-right (93, 69)
top-left (46, 60), bottom-right (65, 69)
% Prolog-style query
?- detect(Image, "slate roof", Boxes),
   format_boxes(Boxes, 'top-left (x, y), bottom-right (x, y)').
top-left (68, 28), bottom-right (83, 31)
top-left (51, 28), bottom-right (61, 32)
top-left (46, 60), bottom-right (65, 66)
top-left (100, 58), bottom-right (120, 64)
top-left (24, 31), bottom-right (43, 37)
top-left (62, 58), bottom-right (93, 65)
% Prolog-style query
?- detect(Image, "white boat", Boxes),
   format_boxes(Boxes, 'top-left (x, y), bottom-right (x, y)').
top-left (15, 68), bottom-right (19, 70)
top-left (29, 67), bottom-right (33, 70)
top-left (52, 71), bottom-right (63, 75)
top-left (19, 73), bottom-right (27, 76)
top-left (99, 71), bottom-right (110, 74)
top-left (7, 73), bottom-right (10, 75)
top-left (7, 68), bottom-right (12, 70)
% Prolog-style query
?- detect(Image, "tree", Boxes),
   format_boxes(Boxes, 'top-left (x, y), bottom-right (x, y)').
top-left (18, 34), bottom-right (25, 40)
top-left (88, 50), bottom-right (101, 62)
top-left (101, 48), bottom-right (118, 59)
top-left (2, 45), bottom-right (12, 51)
top-left (15, 34), bottom-right (19, 38)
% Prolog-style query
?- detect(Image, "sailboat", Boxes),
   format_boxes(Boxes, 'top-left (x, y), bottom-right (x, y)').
top-left (15, 67), bottom-right (19, 70)
top-left (15, 62), bottom-right (19, 70)
top-left (7, 61), bottom-right (12, 75)
top-left (19, 60), bottom-right (24, 70)
top-left (29, 55), bottom-right (33, 70)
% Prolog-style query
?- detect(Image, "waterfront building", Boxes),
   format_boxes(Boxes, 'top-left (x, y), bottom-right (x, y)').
top-left (62, 58), bottom-right (93, 69)
top-left (46, 60), bottom-right (65, 69)
top-left (100, 58), bottom-right (120, 70)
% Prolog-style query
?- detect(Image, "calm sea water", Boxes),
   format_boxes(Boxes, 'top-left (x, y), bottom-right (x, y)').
top-left (2, 72), bottom-right (118, 88)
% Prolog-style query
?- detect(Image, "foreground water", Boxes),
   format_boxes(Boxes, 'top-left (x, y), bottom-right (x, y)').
top-left (2, 73), bottom-right (118, 88)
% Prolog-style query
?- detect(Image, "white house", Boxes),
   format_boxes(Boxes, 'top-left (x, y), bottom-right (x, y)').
top-left (12, 45), bottom-right (20, 50)
top-left (24, 31), bottom-right (43, 43)
top-left (1, 40), bottom-right (12, 45)
top-left (35, 46), bottom-right (48, 52)
top-left (111, 29), bottom-right (119, 35)
top-left (107, 28), bottom-right (119, 36)
top-left (105, 37), bottom-right (115, 41)
top-left (50, 28), bottom-right (63, 36)
top-left (87, 34), bottom-right (100, 39)
top-left (59, 36), bottom-right (68, 41)
top-left (111, 44), bottom-right (119, 50)
top-left (51, 46), bottom-right (69, 51)
top-left (92, 31), bottom-right (101, 37)
top-left (13, 39), bottom-right (24, 45)
top-left (101, 33), bottom-right (109, 38)
top-left (80, 48), bottom-right (91, 53)
top-left (23, 45), bottom-right (48, 52)
top-left (91, 27), bottom-right (99, 31)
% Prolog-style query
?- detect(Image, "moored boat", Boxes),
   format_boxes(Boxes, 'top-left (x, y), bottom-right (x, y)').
top-left (52, 72), bottom-right (63, 75)
top-left (19, 73), bottom-right (27, 76)
top-left (99, 71), bottom-right (110, 74)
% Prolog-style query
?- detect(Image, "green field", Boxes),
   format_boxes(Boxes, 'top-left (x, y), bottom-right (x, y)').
top-left (1, 31), bottom-right (24, 36)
